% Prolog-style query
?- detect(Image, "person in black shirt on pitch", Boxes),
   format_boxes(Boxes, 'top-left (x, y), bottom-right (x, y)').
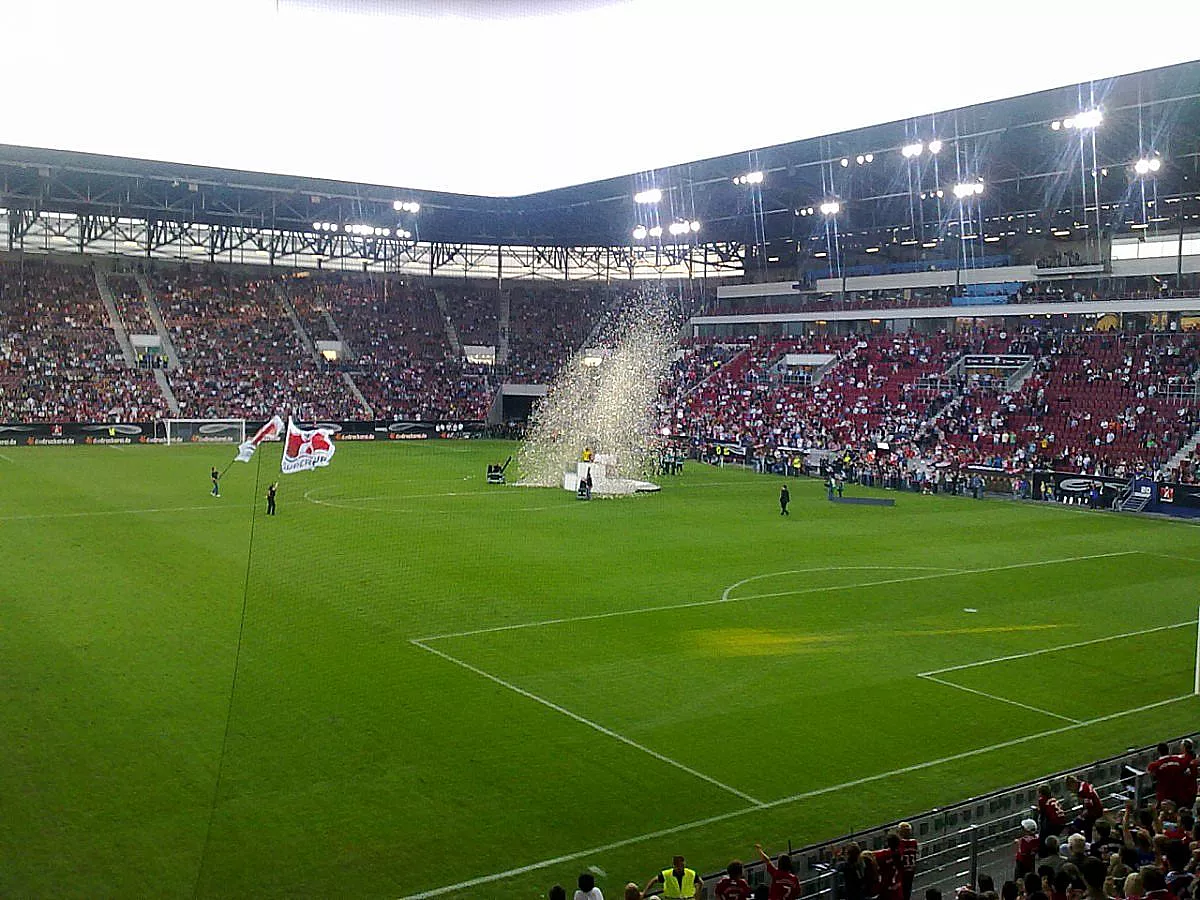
top-left (266, 482), bottom-right (278, 516)
top-left (779, 483), bottom-right (790, 516)
top-left (210, 467), bottom-right (220, 497)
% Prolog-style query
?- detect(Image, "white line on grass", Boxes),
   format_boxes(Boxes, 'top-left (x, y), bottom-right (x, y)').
top-left (416, 566), bottom-right (960, 642)
top-left (918, 674), bottom-right (1080, 723)
top-left (0, 504), bottom-right (236, 522)
top-left (1143, 552), bottom-right (1200, 566)
top-left (0, 452), bottom-right (14, 463)
top-left (410, 638), bottom-right (765, 807)
top-left (398, 693), bottom-right (1196, 900)
top-left (919, 621), bottom-right (1193, 676)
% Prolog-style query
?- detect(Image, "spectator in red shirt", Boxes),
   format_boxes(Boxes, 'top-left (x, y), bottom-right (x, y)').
top-left (1066, 775), bottom-right (1106, 841)
top-left (876, 833), bottom-right (907, 900)
top-left (1149, 744), bottom-right (1185, 806)
top-left (1177, 739), bottom-right (1197, 809)
top-left (1038, 784), bottom-right (1069, 842)
top-left (898, 822), bottom-right (919, 900)
top-left (1016, 819), bottom-right (1041, 878)
top-left (715, 861), bottom-right (753, 900)
top-left (756, 844), bottom-right (802, 900)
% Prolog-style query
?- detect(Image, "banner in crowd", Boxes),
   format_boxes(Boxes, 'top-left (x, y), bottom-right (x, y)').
top-left (0, 420), bottom-right (485, 447)
top-left (1031, 470), bottom-right (1200, 518)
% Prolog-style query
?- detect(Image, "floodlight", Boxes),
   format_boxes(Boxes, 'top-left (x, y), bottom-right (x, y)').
top-left (383, 228), bottom-right (391, 237)
top-left (856, 155), bottom-right (865, 165)
top-left (928, 140), bottom-right (943, 154)
top-left (1051, 121), bottom-right (1062, 131)
top-left (632, 224), bottom-right (648, 240)
top-left (734, 171), bottom-right (764, 185)
top-left (634, 188), bottom-right (662, 204)
top-left (864, 153), bottom-right (873, 163)
top-left (1070, 109), bottom-right (1103, 129)
top-left (313, 221), bottom-right (322, 230)
top-left (648, 225), bottom-right (663, 238)
top-left (690, 220), bottom-right (701, 232)
top-left (329, 223), bottom-right (338, 232)
top-left (393, 200), bottom-right (403, 211)
top-left (1135, 158), bottom-right (1162, 175)
top-left (668, 221), bottom-right (689, 236)
top-left (953, 182), bottom-right (983, 199)
top-left (819, 200), bottom-right (840, 216)
top-left (901, 143), bottom-right (923, 159)
top-left (840, 158), bottom-right (849, 167)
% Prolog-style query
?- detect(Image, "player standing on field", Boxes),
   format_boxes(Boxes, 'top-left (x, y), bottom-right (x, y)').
top-left (210, 466), bottom-right (220, 497)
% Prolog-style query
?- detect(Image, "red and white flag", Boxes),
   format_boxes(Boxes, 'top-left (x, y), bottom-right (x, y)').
top-left (280, 417), bottom-right (336, 474)
top-left (234, 414), bottom-right (285, 463)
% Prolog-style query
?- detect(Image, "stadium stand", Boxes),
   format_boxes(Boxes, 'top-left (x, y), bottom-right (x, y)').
top-left (505, 284), bottom-right (608, 382)
top-left (154, 267), bottom-right (366, 421)
top-left (0, 259), bottom-right (167, 422)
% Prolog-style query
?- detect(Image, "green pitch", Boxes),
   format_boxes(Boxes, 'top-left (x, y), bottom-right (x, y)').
top-left (2, 440), bottom-right (1198, 899)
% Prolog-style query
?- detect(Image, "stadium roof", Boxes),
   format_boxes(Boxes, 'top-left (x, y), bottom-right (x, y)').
top-left (1, 60), bottom-right (1198, 252)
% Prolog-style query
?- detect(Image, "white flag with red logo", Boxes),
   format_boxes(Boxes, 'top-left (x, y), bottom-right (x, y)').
top-left (280, 417), bottom-right (336, 474)
top-left (234, 414), bottom-right (285, 463)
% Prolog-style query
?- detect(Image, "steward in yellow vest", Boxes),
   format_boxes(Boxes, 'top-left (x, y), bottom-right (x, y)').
top-left (644, 855), bottom-right (701, 899)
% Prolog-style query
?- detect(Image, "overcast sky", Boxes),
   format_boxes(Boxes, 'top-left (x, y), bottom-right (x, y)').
top-left (5, 0), bottom-right (1197, 196)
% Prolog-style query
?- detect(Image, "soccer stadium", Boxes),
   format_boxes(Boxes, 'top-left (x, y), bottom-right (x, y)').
top-left (5, 3), bottom-right (1200, 899)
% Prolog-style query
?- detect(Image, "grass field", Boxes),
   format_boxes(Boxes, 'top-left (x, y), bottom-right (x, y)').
top-left (2, 439), bottom-right (1199, 900)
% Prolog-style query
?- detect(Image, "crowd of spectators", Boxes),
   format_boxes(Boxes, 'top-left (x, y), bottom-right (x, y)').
top-left (667, 327), bottom-right (1199, 483)
top-left (155, 267), bottom-right (366, 421)
top-left (442, 282), bottom-right (500, 347)
top-left (505, 284), bottom-right (608, 382)
top-left (0, 259), bottom-right (167, 421)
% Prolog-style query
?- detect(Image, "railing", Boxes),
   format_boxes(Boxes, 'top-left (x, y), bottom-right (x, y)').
top-left (662, 733), bottom-right (1196, 899)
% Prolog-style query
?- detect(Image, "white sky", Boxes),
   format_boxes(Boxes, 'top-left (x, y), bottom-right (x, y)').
top-left (4, 1), bottom-right (1198, 196)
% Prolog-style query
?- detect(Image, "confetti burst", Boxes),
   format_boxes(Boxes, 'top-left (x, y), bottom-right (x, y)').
top-left (517, 293), bottom-right (679, 492)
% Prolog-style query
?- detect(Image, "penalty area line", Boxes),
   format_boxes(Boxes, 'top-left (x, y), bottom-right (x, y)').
top-left (918, 674), bottom-right (1080, 723)
top-left (919, 621), bottom-right (1193, 677)
top-left (410, 639), bottom-right (765, 807)
top-left (397, 693), bottom-right (1196, 900)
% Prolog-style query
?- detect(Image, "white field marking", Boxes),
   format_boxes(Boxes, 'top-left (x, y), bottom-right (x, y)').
top-left (918, 674), bottom-right (1081, 723)
top-left (0, 504), bottom-right (236, 522)
top-left (410, 639), bottom-right (764, 806)
top-left (727, 551), bottom-right (1139, 604)
top-left (398, 692), bottom-right (1197, 900)
top-left (416, 566), bottom-right (958, 643)
top-left (0, 452), bottom-right (15, 462)
top-left (918, 620), bottom-right (1193, 677)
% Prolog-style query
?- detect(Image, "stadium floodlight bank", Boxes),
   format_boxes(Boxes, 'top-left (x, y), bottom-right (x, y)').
top-left (164, 419), bottom-right (246, 446)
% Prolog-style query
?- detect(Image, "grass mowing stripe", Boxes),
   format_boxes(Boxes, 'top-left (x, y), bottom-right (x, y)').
top-left (398, 693), bottom-right (1197, 900)
top-left (918, 674), bottom-right (1080, 723)
top-left (416, 567), bottom-right (957, 642)
top-left (0, 504), bottom-right (240, 521)
top-left (409, 639), bottom-right (766, 807)
top-left (919, 620), bottom-right (1193, 676)
top-left (729, 551), bottom-right (1140, 603)
top-left (418, 553), bottom-right (1137, 643)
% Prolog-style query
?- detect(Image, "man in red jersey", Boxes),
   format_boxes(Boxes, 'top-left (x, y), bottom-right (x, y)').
top-left (1175, 739), bottom-right (1197, 810)
top-left (715, 860), bottom-right (753, 900)
top-left (1065, 775), bottom-right (1105, 841)
top-left (897, 822), bottom-right (919, 900)
top-left (1150, 743), bottom-right (1186, 806)
top-left (1037, 783), bottom-right (1068, 842)
top-left (756, 844), bottom-right (801, 900)
top-left (875, 833), bottom-right (907, 900)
